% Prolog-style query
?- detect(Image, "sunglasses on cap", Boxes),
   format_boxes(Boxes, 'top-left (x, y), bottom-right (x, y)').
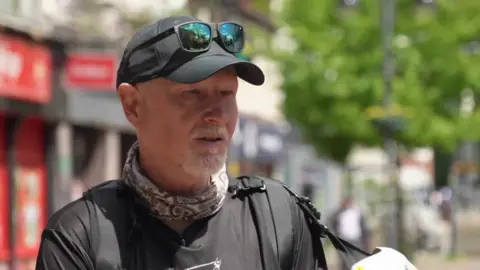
top-left (127, 21), bottom-right (245, 59)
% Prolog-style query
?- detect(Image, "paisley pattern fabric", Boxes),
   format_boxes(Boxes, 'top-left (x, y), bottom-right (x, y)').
top-left (122, 141), bottom-right (229, 221)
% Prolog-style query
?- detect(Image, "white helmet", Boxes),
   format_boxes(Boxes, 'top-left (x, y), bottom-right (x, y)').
top-left (351, 247), bottom-right (418, 270)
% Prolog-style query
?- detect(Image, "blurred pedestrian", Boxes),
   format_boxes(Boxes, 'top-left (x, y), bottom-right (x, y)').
top-left (438, 190), bottom-right (453, 255)
top-left (330, 197), bottom-right (372, 270)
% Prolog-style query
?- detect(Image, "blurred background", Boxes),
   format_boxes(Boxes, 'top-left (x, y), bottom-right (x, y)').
top-left (0, 0), bottom-right (479, 269)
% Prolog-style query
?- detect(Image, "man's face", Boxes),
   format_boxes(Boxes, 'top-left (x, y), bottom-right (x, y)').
top-left (118, 68), bottom-right (238, 178)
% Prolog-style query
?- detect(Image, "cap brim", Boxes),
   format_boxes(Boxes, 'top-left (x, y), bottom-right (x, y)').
top-left (166, 54), bottom-right (265, 86)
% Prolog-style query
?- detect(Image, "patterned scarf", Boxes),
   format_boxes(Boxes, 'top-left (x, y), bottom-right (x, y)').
top-left (122, 141), bottom-right (229, 221)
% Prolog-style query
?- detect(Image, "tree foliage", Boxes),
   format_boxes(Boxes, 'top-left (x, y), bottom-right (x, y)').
top-left (272, 0), bottom-right (480, 163)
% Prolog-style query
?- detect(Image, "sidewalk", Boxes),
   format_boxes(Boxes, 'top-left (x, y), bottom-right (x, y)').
top-left (415, 253), bottom-right (480, 270)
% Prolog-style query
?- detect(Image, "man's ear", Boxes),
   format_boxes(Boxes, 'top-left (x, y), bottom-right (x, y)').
top-left (118, 83), bottom-right (141, 128)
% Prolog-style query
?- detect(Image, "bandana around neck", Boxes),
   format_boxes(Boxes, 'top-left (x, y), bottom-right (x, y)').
top-left (122, 141), bottom-right (229, 221)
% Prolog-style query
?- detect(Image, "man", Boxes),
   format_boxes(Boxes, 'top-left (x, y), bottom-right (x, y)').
top-left (36, 16), bottom-right (323, 269)
top-left (330, 197), bottom-right (371, 270)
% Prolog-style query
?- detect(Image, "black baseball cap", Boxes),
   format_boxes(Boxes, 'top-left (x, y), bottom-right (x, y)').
top-left (116, 16), bottom-right (265, 88)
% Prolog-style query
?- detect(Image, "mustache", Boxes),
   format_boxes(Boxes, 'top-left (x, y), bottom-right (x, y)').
top-left (192, 126), bottom-right (228, 140)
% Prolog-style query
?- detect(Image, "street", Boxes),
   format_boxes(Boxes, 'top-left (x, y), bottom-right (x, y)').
top-left (415, 253), bottom-right (480, 270)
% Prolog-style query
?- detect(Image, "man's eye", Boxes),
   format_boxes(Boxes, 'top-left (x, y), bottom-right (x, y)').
top-left (220, 90), bottom-right (234, 96)
top-left (186, 89), bottom-right (201, 95)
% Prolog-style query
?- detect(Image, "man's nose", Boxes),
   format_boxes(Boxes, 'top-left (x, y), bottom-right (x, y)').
top-left (203, 111), bottom-right (226, 125)
top-left (202, 104), bottom-right (228, 125)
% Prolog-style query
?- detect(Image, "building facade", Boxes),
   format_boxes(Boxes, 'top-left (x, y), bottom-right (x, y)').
top-left (0, 1), bottom-right (71, 268)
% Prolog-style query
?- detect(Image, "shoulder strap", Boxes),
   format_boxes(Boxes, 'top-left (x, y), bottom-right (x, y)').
top-left (230, 176), bottom-right (294, 269)
top-left (238, 177), bottom-right (279, 270)
top-left (247, 176), bottom-right (296, 268)
top-left (230, 176), bottom-right (372, 270)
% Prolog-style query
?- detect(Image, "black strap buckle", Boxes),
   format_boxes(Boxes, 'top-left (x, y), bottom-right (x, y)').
top-left (282, 184), bottom-right (328, 238)
top-left (228, 176), bottom-right (267, 198)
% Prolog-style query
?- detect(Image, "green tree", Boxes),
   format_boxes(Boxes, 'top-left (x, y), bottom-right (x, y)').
top-left (272, 0), bottom-right (480, 163)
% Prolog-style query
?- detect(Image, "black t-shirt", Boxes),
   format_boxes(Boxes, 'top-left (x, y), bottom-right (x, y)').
top-left (36, 183), bottom-right (323, 270)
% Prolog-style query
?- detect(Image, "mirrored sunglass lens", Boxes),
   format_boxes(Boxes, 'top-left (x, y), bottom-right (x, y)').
top-left (178, 23), bottom-right (211, 51)
top-left (218, 23), bottom-right (244, 53)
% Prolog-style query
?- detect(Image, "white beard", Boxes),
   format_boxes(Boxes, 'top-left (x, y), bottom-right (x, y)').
top-left (183, 150), bottom-right (228, 178)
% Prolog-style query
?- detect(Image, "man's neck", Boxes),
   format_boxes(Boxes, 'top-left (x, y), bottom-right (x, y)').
top-left (138, 152), bottom-right (210, 196)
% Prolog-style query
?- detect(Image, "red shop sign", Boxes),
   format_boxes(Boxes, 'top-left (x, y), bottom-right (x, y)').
top-left (0, 34), bottom-right (52, 104)
top-left (64, 51), bottom-right (118, 91)
top-left (0, 115), bottom-right (9, 261)
top-left (13, 117), bottom-right (47, 259)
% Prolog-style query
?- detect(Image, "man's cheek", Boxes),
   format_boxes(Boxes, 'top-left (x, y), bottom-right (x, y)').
top-left (228, 120), bottom-right (237, 136)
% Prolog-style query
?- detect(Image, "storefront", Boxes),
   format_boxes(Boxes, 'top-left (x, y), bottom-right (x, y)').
top-left (0, 115), bottom-right (9, 267)
top-left (282, 125), bottom-right (344, 215)
top-left (228, 115), bottom-right (287, 179)
top-left (284, 143), bottom-right (344, 212)
top-left (0, 31), bottom-right (53, 269)
top-left (62, 49), bottom-right (131, 189)
top-left (11, 117), bottom-right (48, 268)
